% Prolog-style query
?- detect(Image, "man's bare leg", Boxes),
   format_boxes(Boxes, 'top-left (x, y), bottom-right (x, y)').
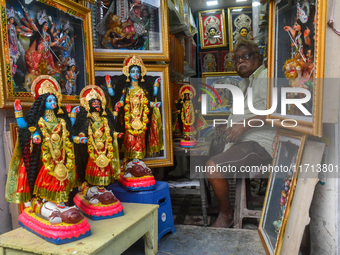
top-left (206, 160), bottom-right (233, 228)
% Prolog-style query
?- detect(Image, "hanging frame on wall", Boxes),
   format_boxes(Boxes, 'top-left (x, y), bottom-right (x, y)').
top-left (198, 9), bottom-right (227, 49)
top-left (220, 51), bottom-right (236, 72)
top-left (201, 72), bottom-right (240, 116)
top-left (0, 0), bottom-right (94, 108)
top-left (91, 0), bottom-right (169, 62)
top-left (200, 51), bottom-right (219, 73)
top-left (227, 6), bottom-right (253, 52)
top-left (267, 0), bottom-right (327, 137)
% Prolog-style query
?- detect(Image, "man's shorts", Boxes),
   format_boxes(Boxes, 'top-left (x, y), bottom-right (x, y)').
top-left (209, 141), bottom-right (272, 178)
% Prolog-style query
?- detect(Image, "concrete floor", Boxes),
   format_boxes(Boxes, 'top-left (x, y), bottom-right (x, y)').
top-left (122, 168), bottom-right (267, 255)
top-left (123, 225), bottom-right (266, 255)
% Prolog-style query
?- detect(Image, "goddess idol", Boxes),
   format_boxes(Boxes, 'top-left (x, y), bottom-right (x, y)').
top-left (106, 55), bottom-right (163, 191)
top-left (72, 85), bottom-right (124, 220)
top-left (5, 75), bottom-right (91, 244)
top-left (173, 84), bottom-right (208, 148)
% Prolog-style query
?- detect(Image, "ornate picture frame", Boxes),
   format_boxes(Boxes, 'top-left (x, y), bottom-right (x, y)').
top-left (200, 51), bottom-right (219, 73)
top-left (0, 0), bottom-right (94, 108)
top-left (91, 0), bottom-right (169, 62)
top-left (227, 6), bottom-right (252, 51)
top-left (198, 9), bottom-right (227, 49)
top-left (259, 130), bottom-right (307, 255)
top-left (220, 50), bottom-right (235, 72)
top-left (94, 63), bottom-right (173, 168)
top-left (201, 72), bottom-right (240, 116)
top-left (267, 0), bottom-right (326, 136)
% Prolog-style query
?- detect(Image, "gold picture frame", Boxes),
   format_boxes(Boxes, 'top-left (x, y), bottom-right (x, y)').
top-left (94, 63), bottom-right (173, 168)
top-left (198, 9), bottom-right (227, 49)
top-left (227, 6), bottom-right (253, 52)
top-left (91, 0), bottom-right (169, 62)
top-left (258, 129), bottom-right (307, 255)
top-left (200, 51), bottom-right (219, 73)
top-left (0, 0), bottom-right (94, 108)
top-left (267, 0), bottom-right (327, 137)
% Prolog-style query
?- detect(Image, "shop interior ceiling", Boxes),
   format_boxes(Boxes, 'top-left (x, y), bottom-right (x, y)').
top-left (187, 0), bottom-right (253, 14)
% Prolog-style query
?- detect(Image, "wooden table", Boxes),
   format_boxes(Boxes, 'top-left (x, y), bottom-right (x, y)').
top-left (0, 203), bottom-right (159, 255)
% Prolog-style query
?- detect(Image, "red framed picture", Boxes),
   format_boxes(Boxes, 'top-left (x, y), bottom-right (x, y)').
top-left (198, 9), bottom-right (227, 49)
top-left (220, 51), bottom-right (236, 72)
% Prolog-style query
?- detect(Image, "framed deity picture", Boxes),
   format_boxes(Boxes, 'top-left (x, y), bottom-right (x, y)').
top-left (259, 130), bottom-right (307, 255)
top-left (227, 6), bottom-right (253, 51)
top-left (0, 0), bottom-right (94, 108)
top-left (94, 63), bottom-right (173, 168)
top-left (201, 72), bottom-right (240, 116)
top-left (200, 51), bottom-right (219, 73)
top-left (198, 9), bottom-right (227, 49)
top-left (220, 51), bottom-right (236, 72)
top-left (91, 0), bottom-right (169, 61)
top-left (267, 0), bottom-right (327, 136)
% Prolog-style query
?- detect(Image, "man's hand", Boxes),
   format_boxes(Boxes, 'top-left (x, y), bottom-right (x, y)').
top-left (224, 125), bottom-right (248, 143)
top-left (224, 116), bottom-right (266, 143)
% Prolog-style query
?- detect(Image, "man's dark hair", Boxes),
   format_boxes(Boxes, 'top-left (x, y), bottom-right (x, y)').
top-left (234, 38), bottom-right (263, 64)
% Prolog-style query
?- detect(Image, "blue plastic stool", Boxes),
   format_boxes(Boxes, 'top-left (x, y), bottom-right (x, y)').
top-left (108, 181), bottom-right (176, 242)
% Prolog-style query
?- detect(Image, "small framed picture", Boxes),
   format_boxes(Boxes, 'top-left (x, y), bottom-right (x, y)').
top-left (227, 6), bottom-right (253, 51)
top-left (200, 51), bottom-right (219, 73)
top-left (220, 51), bottom-right (236, 72)
top-left (198, 9), bottom-right (227, 49)
top-left (201, 72), bottom-right (240, 116)
top-left (91, 0), bottom-right (169, 61)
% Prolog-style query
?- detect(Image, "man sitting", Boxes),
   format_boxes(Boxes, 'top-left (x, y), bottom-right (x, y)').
top-left (206, 39), bottom-right (277, 228)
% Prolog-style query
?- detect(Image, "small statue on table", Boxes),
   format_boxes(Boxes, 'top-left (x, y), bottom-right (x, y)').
top-left (71, 85), bottom-right (124, 220)
top-left (173, 84), bottom-right (208, 148)
top-left (5, 75), bottom-right (91, 244)
top-left (106, 55), bottom-right (163, 191)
